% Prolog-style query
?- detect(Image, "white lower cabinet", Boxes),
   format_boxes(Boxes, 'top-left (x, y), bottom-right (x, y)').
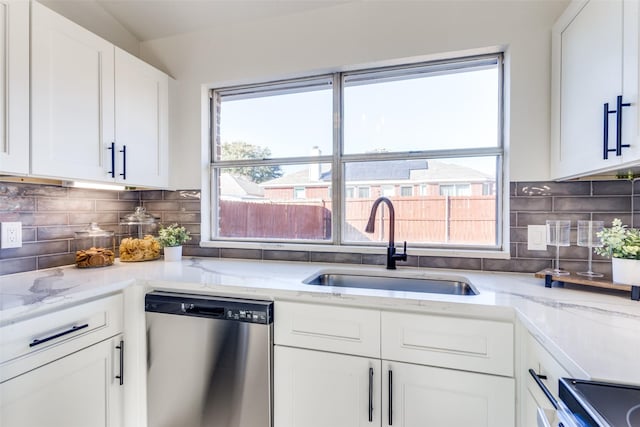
top-left (0, 336), bottom-right (123, 427)
top-left (274, 346), bottom-right (514, 427)
top-left (274, 302), bottom-right (516, 427)
top-left (275, 346), bottom-right (381, 427)
top-left (383, 360), bottom-right (514, 427)
top-left (0, 294), bottom-right (124, 427)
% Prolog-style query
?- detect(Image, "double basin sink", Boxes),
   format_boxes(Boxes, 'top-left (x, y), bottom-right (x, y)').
top-left (303, 270), bottom-right (478, 296)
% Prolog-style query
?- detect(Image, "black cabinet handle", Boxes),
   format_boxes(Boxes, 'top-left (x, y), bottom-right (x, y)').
top-left (368, 367), bottom-right (374, 422)
top-left (107, 142), bottom-right (115, 178)
top-left (116, 340), bottom-right (124, 385)
top-left (388, 369), bottom-right (393, 425)
top-left (29, 323), bottom-right (89, 347)
top-left (528, 368), bottom-right (558, 409)
top-left (119, 145), bottom-right (127, 180)
top-left (603, 103), bottom-right (617, 159)
top-left (616, 95), bottom-right (631, 156)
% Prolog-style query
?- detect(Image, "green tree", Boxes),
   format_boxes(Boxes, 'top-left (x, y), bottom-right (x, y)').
top-left (221, 141), bottom-right (283, 183)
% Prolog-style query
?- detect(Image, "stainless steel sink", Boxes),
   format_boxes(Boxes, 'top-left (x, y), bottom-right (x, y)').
top-left (303, 272), bottom-right (478, 296)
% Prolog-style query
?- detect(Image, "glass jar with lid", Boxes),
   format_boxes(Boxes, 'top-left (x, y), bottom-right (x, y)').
top-left (74, 222), bottom-right (115, 268)
top-left (118, 206), bottom-right (161, 262)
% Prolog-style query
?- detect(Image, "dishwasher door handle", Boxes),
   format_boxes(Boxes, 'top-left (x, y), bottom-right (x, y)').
top-left (181, 303), bottom-right (224, 317)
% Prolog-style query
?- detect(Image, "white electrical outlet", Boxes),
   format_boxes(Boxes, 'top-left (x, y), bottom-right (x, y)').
top-left (527, 225), bottom-right (547, 251)
top-left (1, 222), bottom-right (22, 249)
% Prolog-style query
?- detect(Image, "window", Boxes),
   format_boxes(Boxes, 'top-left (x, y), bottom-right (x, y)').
top-left (400, 186), bottom-right (413, 197)
top-left (358, 186), bottom-right (371, 199)
top-left (208, 53), bottom-right (504, 251)
top-left (440, 184), bottom-right (472, 197)
top-left (293, 187), bottom-right (306, 199)
top-left (346, 186), bottom-right (355, 199)
top-left (381, 185), bottom-right (395, 197)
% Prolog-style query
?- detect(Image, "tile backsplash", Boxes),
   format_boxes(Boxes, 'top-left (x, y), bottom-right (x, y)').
top-left (1, 180), bottom-right (638, 276)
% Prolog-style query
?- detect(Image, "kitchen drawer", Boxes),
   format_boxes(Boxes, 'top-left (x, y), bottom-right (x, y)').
top-left (381, 310), bottom-right (514, 376)
top-left (525, 332), bottom-right (570, 399)
top-left (0, 293), bottom-right (123, 382)
top-left (274, 301), bottom-right (380, 358)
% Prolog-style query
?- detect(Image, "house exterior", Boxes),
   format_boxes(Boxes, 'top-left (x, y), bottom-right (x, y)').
top-left (260, 159), bottom-right (496, 201)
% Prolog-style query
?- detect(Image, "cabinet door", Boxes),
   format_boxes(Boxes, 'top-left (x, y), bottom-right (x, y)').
top-left (274, 346), bottom-right (381, 427)
top-left (382, 360), bottom-right (514, 427)
top-left (0, 0), bottom-right (29, 175)
top-left (552, 0), bottom-right (624, 179)
top-left (620, 0), bottom-right (639, 166)
top-left (0, 336), bottom-right (123, 427)
top-left (115, 48), bottom-right (168, 188)
top-left (31, 2), bottom-right (115, 182)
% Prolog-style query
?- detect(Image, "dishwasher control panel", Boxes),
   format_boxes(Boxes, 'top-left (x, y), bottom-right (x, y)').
top-left (145, 291), bottom-right (273, 324)
top-left (226, 308), bottom-right (268, 324)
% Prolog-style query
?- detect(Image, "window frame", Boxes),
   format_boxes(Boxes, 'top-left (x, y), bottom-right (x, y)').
top-left (201, 52), bottom-right (509, 259)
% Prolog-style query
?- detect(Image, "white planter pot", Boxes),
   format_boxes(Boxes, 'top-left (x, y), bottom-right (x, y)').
top-left (611, 257), bottom-right (640, 285)
top-left (163, 246), bottom-right (182, 262)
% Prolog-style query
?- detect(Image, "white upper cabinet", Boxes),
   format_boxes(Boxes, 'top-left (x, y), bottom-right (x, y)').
top-left (115, 48), bottom-right (169, 188)
top-left (31, 1), bottom-right (115, 182)
top-left (0, 0), bottom-right (29, 175)
top-left (30, 2), bottom-right (169, 188)
top-left (551, 0), bottom-right (639, 179)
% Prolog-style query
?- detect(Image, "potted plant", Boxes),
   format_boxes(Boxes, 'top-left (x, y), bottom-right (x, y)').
top-left (595, 218), bottom-right (640, 285)
top-left (157, 223), bottom-right (191, 261)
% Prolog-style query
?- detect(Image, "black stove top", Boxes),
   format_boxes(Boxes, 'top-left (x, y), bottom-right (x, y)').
top-left (559, 378), bottom-right (640, 427)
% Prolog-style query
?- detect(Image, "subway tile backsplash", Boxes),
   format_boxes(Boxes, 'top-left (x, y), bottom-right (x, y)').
top-left (1, 180), bottom-right (638, 276)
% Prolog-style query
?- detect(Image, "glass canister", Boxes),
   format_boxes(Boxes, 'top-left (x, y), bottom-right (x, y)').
top-left (118, 206), bottom-right (161, 262)
top-left (74, 222), bottom-right (116, 268)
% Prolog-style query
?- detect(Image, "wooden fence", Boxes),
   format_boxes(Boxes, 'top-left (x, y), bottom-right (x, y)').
top-left (220, 200), bottom-right (331, 239)
top-left (219, 196), bottom-right (496, 244)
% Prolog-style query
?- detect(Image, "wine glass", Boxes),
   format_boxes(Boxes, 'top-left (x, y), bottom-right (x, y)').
top-left (546, 220), bottom-right (571, 276)
top-left (577, 220), bottom-right (604, 277)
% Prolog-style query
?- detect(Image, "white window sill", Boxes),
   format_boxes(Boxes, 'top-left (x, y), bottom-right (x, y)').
top-left (199, 240), bottom-right (511, 259)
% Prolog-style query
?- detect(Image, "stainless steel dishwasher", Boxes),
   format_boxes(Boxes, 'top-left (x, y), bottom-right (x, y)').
top-left (145, 291), bottom-right (274, 427)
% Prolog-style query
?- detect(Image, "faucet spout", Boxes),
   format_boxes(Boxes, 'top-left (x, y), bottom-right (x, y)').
top-left (365, 196), bottom-right (407, 269)
top-left (365, 197), bottom-right (395, 242)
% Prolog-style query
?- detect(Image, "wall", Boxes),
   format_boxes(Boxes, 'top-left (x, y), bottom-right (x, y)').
top-left (139, 0), bottom-right (569, 189)
top-left (37, 0), bottom-right (140, 56)
top-left (2, 180), bottom-right (638, 279)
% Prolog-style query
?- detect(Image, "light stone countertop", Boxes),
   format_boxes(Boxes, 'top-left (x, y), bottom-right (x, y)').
top-left (1, 257), bottom-right (638, 385)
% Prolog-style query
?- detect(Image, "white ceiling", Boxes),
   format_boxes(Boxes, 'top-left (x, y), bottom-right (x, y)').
top-left (41, 0), bottom-right (352, 41)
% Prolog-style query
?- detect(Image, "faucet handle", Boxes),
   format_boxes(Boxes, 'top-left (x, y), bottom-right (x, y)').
top-left (397, 241), bottom-right (408, 261)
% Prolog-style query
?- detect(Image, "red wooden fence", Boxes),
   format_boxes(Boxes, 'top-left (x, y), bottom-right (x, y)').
top-left (220, 200), bottom-right (331, 239)
top-left (219, 196), bottom-right (496, 244)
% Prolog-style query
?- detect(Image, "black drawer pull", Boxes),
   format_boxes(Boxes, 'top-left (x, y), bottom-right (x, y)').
top-left (388, 369), bottom-right (393, 425)
top-left (528, 368), bottom-right (558, 410)
top-left (29, 323), bottom-right (89, 347)
top-left (368, 367), bottom-right (374, 422)
top-left (119, 145), bottom-right (127, 180)
top-left (107, 142), bottom-right (115, 178)
top-left (615, 95), bottom-right (631, 156)
top-left (116, 340), bottom-right (124, 386)
top-left (603, 102), bottom-right (617, 159)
